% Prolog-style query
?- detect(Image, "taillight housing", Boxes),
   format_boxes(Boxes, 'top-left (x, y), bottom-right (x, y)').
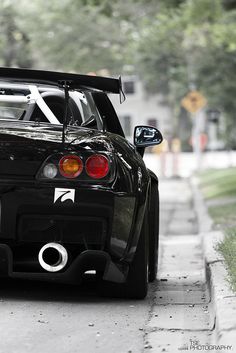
top-left (85, 155), bottom-right (109, 179)
top-left (37, 152), bottom-right (114, 183)
top-left (59, 155), bottom-right (83, 178)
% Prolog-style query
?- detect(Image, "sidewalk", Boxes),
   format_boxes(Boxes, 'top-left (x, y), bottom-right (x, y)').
top-left (159, 178), bottom-right (198, 236)
top-left (146, 178), bottom-right (213, 353)
top-left (191, 177), bottom-right (236, 349)
top-left (157, 176), bottom-right (236, 350)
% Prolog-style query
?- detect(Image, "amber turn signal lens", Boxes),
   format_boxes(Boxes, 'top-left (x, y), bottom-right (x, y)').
top-left (85, 154), bottom-right (109, 179)
top-left (59, 155), bottom-right (83, 178)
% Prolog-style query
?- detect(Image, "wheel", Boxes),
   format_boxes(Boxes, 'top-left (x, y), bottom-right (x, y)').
top-left (124, 210), bottom-right (148, 299)
top-left (148, 182), bottom-right (159, 282)
top-left (98, 210), bottom-right (149, 299)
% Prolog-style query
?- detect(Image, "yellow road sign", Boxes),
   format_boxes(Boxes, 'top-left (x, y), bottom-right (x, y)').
top-left (181, 90), bottom-right (207, 113)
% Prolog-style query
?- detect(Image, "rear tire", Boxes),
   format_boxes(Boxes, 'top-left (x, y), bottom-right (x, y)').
top-left (148, 182), bottom-right (159, 282)
top-left (124, 211), bottom-right (148, 299)
top-left (99, 210), bottom-right (148, 299)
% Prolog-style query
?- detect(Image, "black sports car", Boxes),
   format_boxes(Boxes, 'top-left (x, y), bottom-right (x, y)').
top-left (0, 67), bottom-right (162, 299)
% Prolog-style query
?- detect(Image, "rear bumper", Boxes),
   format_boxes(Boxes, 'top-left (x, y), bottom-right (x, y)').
top-left (0, 186), bottom-right (136, 259)
top-left (0, 244), bottom-right (128, 284)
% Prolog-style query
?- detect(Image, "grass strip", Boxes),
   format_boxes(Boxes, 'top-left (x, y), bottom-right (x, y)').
top-left (199, 168), bottom-right (236, 199)
top-left (208, 204), bottom-right (236, 229)
top-left (199, 168), bottom-right (236, 291)
top-left (218, 228), bottom-right (236, 292)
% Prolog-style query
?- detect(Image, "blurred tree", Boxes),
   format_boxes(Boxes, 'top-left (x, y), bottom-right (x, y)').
top-left (135, 0), bottom-right (236, 147)
top-left (0, 0), bottom-right (236, 147)
top-left (222, 0), bottom-right (236, 10)
top-left (16, 0), bottom-right (157, 74)
top-left (0, 1), bottom-right (32, 67)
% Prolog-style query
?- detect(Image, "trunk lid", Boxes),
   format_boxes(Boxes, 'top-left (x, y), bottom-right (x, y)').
top-left (0, 120), bottom-right (113, 178)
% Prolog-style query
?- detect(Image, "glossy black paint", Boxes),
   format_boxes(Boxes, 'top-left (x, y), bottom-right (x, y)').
top-left (0, 119), bottom-right (150, 283)
top-left (0, 67), bottom-right (121, 93)
top-left (0, 71), bottom-right (161, 287)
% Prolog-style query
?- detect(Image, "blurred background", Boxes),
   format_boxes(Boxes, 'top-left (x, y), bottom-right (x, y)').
top-left (1, 0), bottom-right (236, 177)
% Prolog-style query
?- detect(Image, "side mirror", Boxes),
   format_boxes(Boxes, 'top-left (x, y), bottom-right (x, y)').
top-left (134, 125), bottom-right (163, 148)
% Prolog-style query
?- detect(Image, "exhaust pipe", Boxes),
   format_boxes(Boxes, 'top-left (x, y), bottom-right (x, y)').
top-left (38, 242), bottom-right (68, 272)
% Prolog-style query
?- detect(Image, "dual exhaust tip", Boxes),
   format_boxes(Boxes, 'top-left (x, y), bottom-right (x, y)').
top-left (38, 242), bottom-right (68, 272)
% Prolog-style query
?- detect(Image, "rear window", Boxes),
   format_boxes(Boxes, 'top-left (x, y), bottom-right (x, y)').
top-left (0, 102), bottom-right (26, 120)
top-left (0, 83), bottom-right (102, 127)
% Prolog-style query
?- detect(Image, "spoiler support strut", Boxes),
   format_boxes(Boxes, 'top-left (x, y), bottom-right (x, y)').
top-left (61, 81), bottom-right (70, 146)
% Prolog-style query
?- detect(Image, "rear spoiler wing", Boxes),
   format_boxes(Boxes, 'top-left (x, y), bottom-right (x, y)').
top-left (0, 67), bottom-right (122, 95)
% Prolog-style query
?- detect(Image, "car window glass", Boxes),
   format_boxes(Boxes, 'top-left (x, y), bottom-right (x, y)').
top-left (0, 101), bottom-right (27, 120)
top-left (0, 85), bottom-right (28, 120)
top-left (80, 91), bottom-right (102, 129)
top-left (0, 83), bottom-right (102, 128)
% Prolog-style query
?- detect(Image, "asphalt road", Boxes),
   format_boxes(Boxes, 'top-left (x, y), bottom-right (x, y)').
top-left (0, 179), bottom-right (214, 353)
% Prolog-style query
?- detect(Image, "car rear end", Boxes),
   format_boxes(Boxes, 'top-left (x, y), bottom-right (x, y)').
top-left (0, 125), bottom-right (144, 286)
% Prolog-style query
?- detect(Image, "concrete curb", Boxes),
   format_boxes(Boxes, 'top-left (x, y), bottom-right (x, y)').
top-left (191, 177), bottom-right (236, 349)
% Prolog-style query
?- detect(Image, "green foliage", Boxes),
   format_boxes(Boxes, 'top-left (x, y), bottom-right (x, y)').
top-left (199, 168), bottom-right (236, 291)
top-left (135, 0), bottom-right (236, 146)
top-left (0, 0), bottom-right (236, 146)
top-left (0, 1), bottom-right (32, 67)
top-left (209, 204), bottom-right (236, 228)
top-left (199, 168), bottom-right (236, 199)
top-left (218, 229), bottom-right (236, 292)
top-left (223, 0), bottom-right (236, 10)
top-left (14, 0), bottom-right (142, 73)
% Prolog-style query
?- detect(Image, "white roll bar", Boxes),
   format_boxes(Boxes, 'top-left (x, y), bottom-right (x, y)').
top-left (0, 84), bottom-right (61, 125)
top-left (0, 96), bottom-right (28, 103)
top-left (28, 85), bottom-right (60, 124)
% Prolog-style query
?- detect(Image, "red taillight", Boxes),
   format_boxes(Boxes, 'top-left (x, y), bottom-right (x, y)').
top-left (85, 154), bottom-right (109, 179)
top-left (59, 155), bottom-right (83, 178)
